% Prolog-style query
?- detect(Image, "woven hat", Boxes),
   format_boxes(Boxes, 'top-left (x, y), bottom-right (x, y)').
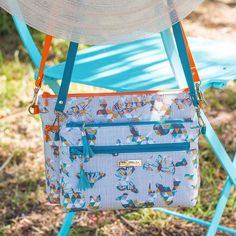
top-left (0, 0), bottom-right (202, 45)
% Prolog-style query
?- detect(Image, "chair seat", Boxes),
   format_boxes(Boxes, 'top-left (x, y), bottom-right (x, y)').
top-left (43, 35), bottom-right (236, 92)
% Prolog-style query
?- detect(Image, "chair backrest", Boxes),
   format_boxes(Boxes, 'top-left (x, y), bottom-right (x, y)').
top-left (160, 29), bottom-right (187, 88)
top-left (13, 16), bottom-right (41, 69)
top-left (13, 15), bottom-right (188, 90)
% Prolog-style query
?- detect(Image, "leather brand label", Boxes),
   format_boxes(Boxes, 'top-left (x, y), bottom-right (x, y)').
top-left (118, 160), bottom-right (142, 167)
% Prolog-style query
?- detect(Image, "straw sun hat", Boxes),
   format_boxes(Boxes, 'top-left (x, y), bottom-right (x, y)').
top-left (0, 0), bottom-right (202, 45)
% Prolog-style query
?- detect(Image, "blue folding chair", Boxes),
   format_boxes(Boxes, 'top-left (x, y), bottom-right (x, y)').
top-left (12, 16), bottom-right (236, 236)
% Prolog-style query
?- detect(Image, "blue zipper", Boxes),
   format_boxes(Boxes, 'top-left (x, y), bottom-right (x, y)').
top-left (66, 119), bottom-right (193, 128)
top-left (70, 142), bottom-right (190, 155)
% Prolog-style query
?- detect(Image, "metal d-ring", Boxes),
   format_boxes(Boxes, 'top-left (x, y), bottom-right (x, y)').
top-left (28, 104), bottom-right (36, 115)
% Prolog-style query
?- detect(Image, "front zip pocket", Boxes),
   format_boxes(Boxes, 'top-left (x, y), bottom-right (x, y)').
top-left (59, 121), bottom-right (199, 211)
top-left (66, 119), bottom-right (193, 128)
top-left (59, 140), bottom-right (199, 211)
top-left (60, 119), bottom-right (199, 148)
top-left (69, 142), bottom-right (190, 156)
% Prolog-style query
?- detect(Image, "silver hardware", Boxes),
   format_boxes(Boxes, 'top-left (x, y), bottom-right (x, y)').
top-left (196, 82), bottom-right (207, 106)
top-left (28, 86), bottom-right (40, 114)
top-left (196, 107), bottom-right (206, 129)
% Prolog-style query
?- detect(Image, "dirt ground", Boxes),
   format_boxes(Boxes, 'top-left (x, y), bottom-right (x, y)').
top-left (0, 0), bottom-right (236, 235)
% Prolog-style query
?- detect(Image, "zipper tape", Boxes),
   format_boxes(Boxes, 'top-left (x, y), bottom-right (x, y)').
top-left (42, 87), bottom-right (189, 99)
top-left (66, 119), bottom-right (193, 128)
top-left (69, 142), bottom-right (190, 155)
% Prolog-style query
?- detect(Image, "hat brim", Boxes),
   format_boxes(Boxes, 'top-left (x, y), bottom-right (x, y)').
top-left (0, 0), bottom-right (203, 45)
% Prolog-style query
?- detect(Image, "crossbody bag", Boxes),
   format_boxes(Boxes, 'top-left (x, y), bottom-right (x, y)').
top-left (29, 22), bottom-right (205, 211)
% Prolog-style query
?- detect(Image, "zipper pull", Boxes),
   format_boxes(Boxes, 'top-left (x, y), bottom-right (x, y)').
top-left (81, 123), bottom-right (94, 161)
top-left (54, 118), bottom-right (60, 141)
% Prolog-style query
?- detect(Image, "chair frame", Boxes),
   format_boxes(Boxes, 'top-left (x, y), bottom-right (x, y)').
top-left (12, 16), bottom-right (236, 236)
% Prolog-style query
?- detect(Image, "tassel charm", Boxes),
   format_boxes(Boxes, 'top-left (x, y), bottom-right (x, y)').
top-left (78, 163), bottom-right (91, 191)
top-left (81, 125), bottom-right (94, 160)
top-left (77, 123), bottom-right (94, 191)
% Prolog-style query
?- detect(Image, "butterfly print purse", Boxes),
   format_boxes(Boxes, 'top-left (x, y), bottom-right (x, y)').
top-left (30, 24), bottom-right (205, 211)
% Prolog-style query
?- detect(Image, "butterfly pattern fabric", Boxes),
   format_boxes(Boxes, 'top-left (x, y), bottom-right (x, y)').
top-left (38, 90), bottom-right (200, 210)
top-left (143, 155), bottom-right (188, 176)
top-left (115, 167), bottom-right (139, 193)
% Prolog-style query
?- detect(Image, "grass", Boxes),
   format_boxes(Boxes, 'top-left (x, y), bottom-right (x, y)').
top-left (0, 7), bottom-right (236, 236)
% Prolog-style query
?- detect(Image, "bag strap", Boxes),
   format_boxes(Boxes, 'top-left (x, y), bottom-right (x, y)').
top-left (28, 35), bottom-right (52, 114)
top-left (54, 42), bottom-right (79, 113)
top-left (28, 35), bottom-right (78, 115)
top-left (54, 23), bottom-right (201, 110)
top-left (172, 22), bottom-right (199, 108)
top-left (180, 23), bottom-right (200, 83)
top-left (172, 22), bottom-right (205, 128)
top-left (180, 23), bottom-right (205, 108)
top-left (31, 23), bottom-right (204, 127)
top-left (35, 35), bottom-right (53, 88)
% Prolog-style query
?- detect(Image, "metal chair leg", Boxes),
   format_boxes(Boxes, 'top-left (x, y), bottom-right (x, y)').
top-left (207, 153), bottom-right (236, 236)
top-left (155, 208), bottom-right (236, 235)
top-left (202, 111), bottom-right (236, 187)
top-left (58, 212), bottom-right (76, 236)
top-left (154, 113), bottom-right (236, 235)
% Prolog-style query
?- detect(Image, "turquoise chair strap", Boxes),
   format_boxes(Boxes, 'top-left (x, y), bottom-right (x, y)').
top-left (55, 42), bottom-right (79, 112)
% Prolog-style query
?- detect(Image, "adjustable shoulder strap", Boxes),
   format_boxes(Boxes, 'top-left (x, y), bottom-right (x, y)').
top-left (172, 22), bottom-right (200, 108)
top-left (35, 35), bottom-right (53, 87)
top-left (29, 35), bottom-right (78, 115)
top-left (172, 22), bottom-right (206, 129)
top-left (50, 23), bottom-right (199, 112)
top-left (180, 23), bottom-right (200, 83)
top-left (29, 35), bottom-right (52, 114)
top-left (54, 42), bottom-right (79, 113)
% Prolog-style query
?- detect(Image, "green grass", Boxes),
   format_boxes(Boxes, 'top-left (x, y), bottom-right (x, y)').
top-left (69, 227), bottom-right (98, 236)
top-left (0, 10), bottom-right (16, 36)
top-left (0, 58), bottom-right (34, 116)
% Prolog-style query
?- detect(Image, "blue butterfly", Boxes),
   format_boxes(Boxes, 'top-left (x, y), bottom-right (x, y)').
top-left (115, 167), bottom-right (138, 193)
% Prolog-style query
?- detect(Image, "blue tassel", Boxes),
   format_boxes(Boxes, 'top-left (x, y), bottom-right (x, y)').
top-left (81, 127), bottom-right (94, 160)
top-left (78, 123), bottom-right (94, 191)
top-left (78, 164), bottom-right (91, 191)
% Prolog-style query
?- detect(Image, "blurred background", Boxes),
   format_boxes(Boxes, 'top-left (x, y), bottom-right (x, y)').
top-left (0, 0), bottom-right (236, 235)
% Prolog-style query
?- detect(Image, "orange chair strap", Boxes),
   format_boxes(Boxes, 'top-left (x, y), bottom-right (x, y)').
top-left (35, 35), bottom-right (53, 87)
top-left (180, 23), bottom-right (200, 83)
